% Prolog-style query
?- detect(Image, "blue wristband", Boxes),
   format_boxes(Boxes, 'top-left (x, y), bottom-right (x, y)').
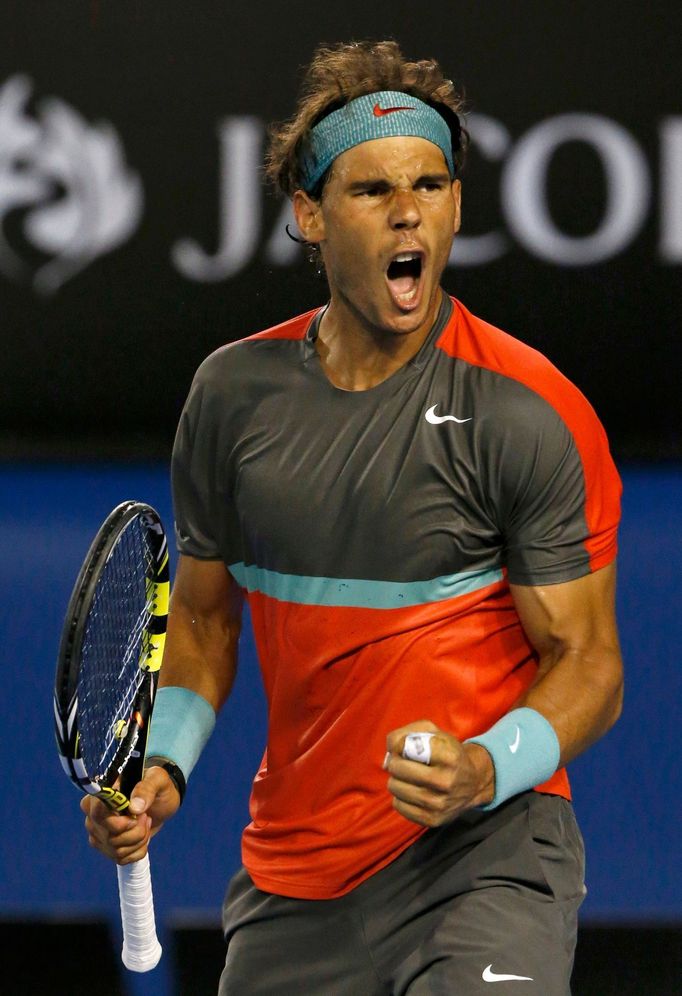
top-left (465, 707), bottom-right (560, 810)
top-left (146, 686), bottom-right (216, 783)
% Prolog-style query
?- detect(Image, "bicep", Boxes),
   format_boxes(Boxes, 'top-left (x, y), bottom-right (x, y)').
top-left (163, 555), bottom-right (244, 708)
top-left (510, 562), bottom-right (622, 676)
top-left (170, 553), bottom-right (243, 622)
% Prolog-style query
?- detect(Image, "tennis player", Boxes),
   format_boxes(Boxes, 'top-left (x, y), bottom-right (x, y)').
top-left (82, 40), bottom-right (624, 993)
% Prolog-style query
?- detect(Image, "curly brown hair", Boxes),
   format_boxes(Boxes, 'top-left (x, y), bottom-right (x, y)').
top-left (265, 40), bottom-right (468, 199)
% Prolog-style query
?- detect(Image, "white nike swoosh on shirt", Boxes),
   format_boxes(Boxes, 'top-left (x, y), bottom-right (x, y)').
top-left (425, 404), bottom-right (472, 424)
top-left (483, 965), bottom-right (534, 982)
top-left (509, 726), bottom-right (521, 754)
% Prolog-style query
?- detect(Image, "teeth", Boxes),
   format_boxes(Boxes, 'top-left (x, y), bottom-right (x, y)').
top-left (396, 286), bottom-right (418, 302)
top-left (394, 252), bottom-right (419, 262)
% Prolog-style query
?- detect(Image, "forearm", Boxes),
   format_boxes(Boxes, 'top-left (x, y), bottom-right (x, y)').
top-left (520, 643), bottom-right (623, 768)
top-left (146, 555), bottom-right (244, 784)
top-left (463, 575), bottom-right (623, 810)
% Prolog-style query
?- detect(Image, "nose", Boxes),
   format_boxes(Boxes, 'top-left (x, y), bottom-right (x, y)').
top-left (388, 185), bottom-right (421, 230)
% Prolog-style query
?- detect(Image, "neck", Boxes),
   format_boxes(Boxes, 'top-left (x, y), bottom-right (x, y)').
top-left (316, 291), bottom-right (443, 391)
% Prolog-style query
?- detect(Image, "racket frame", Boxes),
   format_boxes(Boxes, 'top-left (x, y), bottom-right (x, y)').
top-left (54, 500), bottom-right (169, 813)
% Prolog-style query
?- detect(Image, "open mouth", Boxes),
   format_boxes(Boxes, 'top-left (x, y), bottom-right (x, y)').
top-left (386, 251), bottom-right (424, 310)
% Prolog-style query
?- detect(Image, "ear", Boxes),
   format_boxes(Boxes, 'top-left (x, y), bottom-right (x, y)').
top-left (451, 179), bottom-right (462, 235)
top-left (292, 189), bottom-right (326, 243)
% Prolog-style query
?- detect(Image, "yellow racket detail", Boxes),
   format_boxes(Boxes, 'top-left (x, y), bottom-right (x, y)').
top-left (146, 549), bottom-right (169, 616)
top-left (139, 631), bottom-right (166, 673)
top-left (141, 547), bottom-right (168, 672)
top-left (151, 579), bottom-right (170, 617)
top-left (115, 719), bottom-right (129, 740)
top-left (100, 786), bottom-right (130, 813)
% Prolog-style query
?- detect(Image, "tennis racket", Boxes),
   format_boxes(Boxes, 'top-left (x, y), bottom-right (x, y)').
top-left (54, 500), bottom-right (169, 972)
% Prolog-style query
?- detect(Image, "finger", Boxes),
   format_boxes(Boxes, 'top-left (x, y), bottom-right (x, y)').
top-left (115, 843), bottom-right (151, 865)
top-left (92, 812), bottom-right (151, 843)
top-left (127, 766), bottom-right (172, 815)
top-left (385, 755), bottom-right (451, 791)
top-left (85, 813), bottom-right (149, 851)
top-left (402, 731), bottom-right (437, 765)
top-left (86, 813), bottom-right (151, 857)
top-left (83, 806), bottom-right (137, 837)
top-left (391, 796), bottom-right (439, 828)
top-left (81, 793), bottom-right (124, 823)
top-left (385, 720), bottom-right (440, 757)
top-left (385, 735), bottom-right (445, 772)
top-left (387, 776), bottom-right (444, 811)
top-left (88, 832), bottom-right (150, 865)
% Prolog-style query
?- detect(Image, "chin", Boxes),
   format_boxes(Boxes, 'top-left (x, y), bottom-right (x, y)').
top-left (388, 314), bottom-right (427, 335)
top-left (385, 298), bottom-right (436, 334)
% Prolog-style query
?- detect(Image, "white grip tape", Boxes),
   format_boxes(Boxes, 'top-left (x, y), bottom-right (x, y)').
top-left (117, 854), bottom-right (162, 972)
top-left (402, 732), bottom-right (435, 765)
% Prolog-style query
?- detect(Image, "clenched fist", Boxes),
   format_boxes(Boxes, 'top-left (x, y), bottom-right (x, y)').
top-left (384, 720), bottom-right (495, 827)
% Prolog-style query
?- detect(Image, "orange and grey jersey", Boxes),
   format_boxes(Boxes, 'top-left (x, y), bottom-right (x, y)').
top-left (172, 294), bottom-right (621, 900)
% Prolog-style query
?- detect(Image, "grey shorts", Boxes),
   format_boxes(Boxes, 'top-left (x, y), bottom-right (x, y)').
top-left (219, 792), bottom-right (586, 995)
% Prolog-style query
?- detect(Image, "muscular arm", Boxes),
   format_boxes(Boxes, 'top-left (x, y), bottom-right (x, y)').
top-left (385, 562), bottom-right (623, 826)
top-left (82, 554), bottom-right (244, 863)
top-left (161, 553), bottom-right (244, 708)
top-left (511, 560), bottom-right (623, 766)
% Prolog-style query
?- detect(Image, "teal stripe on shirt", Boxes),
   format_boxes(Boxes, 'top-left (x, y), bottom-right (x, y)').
top-left (228, 562), bottom-right (504, 609)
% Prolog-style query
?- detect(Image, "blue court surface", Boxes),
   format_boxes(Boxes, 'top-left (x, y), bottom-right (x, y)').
top-left (0, 463), bottom-right (679, 991)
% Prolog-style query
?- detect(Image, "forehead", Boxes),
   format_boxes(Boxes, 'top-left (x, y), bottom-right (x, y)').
top-left (329, 136), bottom-right (450, 183)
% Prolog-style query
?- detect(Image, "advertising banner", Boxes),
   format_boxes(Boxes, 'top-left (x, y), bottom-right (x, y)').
top-left (0, 2), bottom-right (679, 458)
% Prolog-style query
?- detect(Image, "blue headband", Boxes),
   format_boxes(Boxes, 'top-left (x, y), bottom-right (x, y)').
top-left (299, 90), bottom-right (456, 193)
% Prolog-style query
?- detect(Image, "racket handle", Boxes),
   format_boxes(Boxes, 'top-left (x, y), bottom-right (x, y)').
top-left (116, 854), bottom-right (163, 972)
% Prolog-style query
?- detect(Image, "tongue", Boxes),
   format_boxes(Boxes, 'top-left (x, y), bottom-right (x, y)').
top-left (389, 274), bottom-right (417, 295)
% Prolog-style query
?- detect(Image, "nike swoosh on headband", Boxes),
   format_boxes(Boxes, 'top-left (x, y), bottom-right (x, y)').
top-left (373, 103), bottom-right (415, 117)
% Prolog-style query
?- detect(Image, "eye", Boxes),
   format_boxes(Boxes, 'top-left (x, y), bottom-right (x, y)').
top-left (417, 179), bottom-right (444, 192)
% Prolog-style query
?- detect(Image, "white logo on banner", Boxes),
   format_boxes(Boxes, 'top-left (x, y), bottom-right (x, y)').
top-left (172, 117), bottom-right (262, 281)
top-left (172, 112), bottom-right (680, 280)
top-left (501, 113), bottom-right (651, 265)
top-left (0, 75), bottom-right (142, 293)
top-left (0, 85), bottom-right (679, 291)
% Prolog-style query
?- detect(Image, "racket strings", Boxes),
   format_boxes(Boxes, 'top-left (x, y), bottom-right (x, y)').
top-left (78, 518), bottom-right (156, 779)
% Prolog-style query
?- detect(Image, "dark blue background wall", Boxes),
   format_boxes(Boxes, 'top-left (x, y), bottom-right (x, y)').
top-left (1, 463), bottom-right (679, 930)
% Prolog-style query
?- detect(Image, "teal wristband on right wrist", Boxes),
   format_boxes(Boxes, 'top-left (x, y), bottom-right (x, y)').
top-left (146, 686), bottom-right (216, 785)
top-left (465, 707), bottom-right (561, 811)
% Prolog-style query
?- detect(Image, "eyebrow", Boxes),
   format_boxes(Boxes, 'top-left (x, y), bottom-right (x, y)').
top-left (346, 172), bottom-right (451, 193)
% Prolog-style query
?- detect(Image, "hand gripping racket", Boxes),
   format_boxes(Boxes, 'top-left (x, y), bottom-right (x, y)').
top-left (54, 501), bottom-right (169, 972)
